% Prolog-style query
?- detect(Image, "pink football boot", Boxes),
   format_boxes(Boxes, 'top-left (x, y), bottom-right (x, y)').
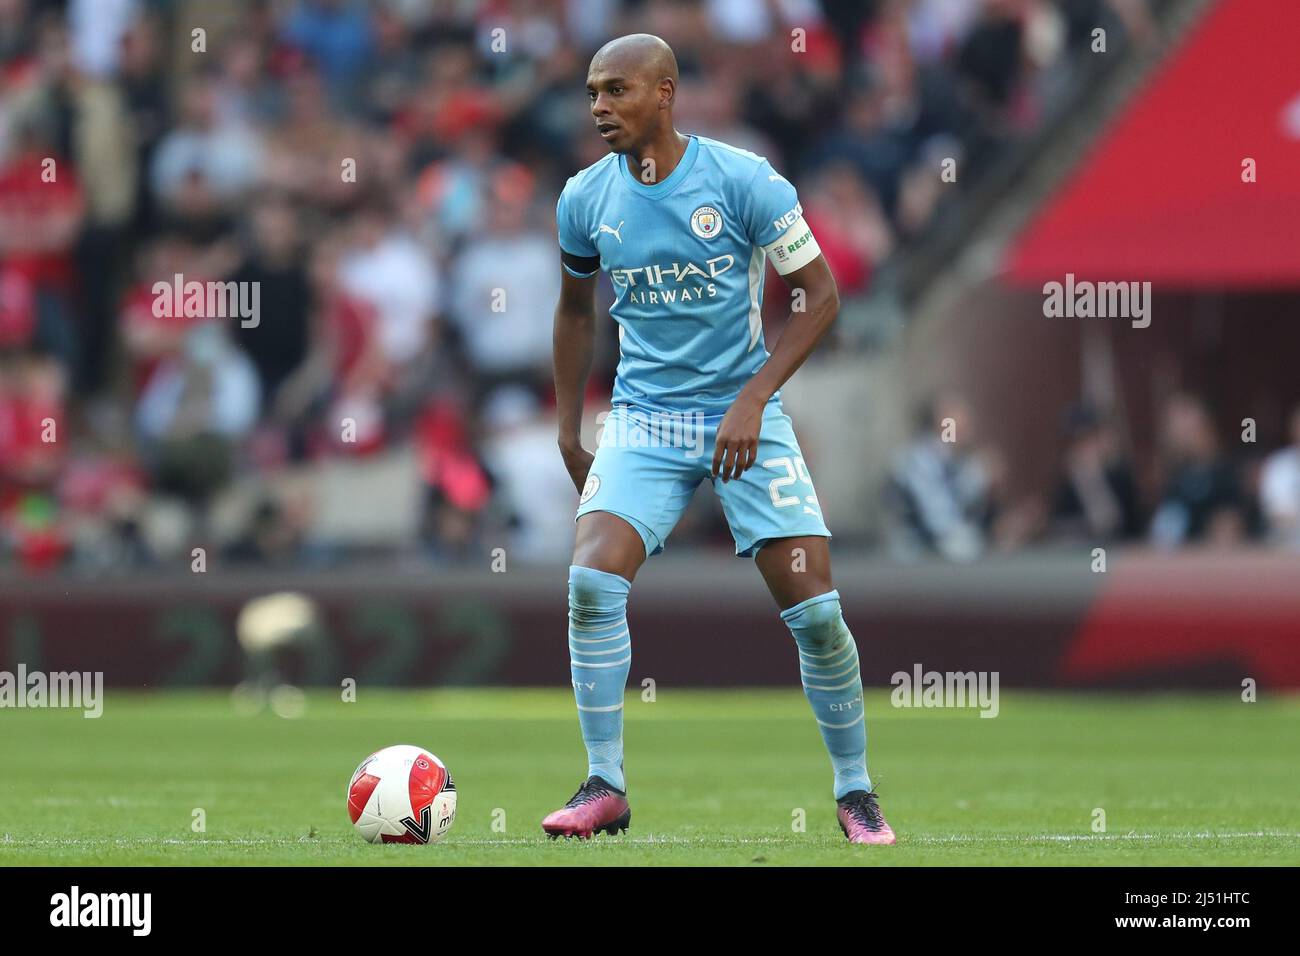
top-left (542, 776), bottom-right (631, 839)
top-left (836, 790), bottom-right (897, 845)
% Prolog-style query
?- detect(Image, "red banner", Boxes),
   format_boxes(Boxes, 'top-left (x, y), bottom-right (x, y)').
top-left (1006, 0), bottom-right (1300, 288)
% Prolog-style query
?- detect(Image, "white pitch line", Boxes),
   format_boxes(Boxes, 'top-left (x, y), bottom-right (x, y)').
top-left (2, 831), bottom-right (1296, 848)
top-left (900, 831), bottom-right (1300, 844)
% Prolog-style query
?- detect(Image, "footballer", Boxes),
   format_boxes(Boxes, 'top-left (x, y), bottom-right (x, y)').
top-left (546, 34), bottom-right (895, 845)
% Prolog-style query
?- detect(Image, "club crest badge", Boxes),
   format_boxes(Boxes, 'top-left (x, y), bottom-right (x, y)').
top-left (690, 205), bottom-right (723, 239)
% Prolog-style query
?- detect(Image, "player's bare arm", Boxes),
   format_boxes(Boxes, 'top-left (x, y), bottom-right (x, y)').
top-left (553, 264), bottom-right (599, 494)
top-left (712, 255), bottom-right (841, 483)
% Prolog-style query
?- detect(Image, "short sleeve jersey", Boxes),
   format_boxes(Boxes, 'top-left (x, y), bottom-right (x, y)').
top-left (556, 134), bottom-right (821, 414)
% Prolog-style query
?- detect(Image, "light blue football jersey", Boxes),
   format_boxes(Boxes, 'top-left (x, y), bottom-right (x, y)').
top-left (556, 134), bottom-right (821, 415)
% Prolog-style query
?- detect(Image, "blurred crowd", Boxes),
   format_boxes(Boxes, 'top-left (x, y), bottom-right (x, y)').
top-left (0, 0), bottom-right (1161, 572)
top-left (886, 392), bottom-right (1300, 560)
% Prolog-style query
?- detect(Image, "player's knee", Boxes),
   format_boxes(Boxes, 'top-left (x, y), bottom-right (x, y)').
top-left (568, 564), bottom-right (631, 624)
top-left (573, 512), bottom-right (648, 579)
top-left (782, 592), bottom-right (852, 653)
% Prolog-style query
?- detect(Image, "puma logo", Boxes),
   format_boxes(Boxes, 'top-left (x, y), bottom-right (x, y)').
top-left (768, 174), bottom-right (784, 182)
top-left (598, 220), bottom-right (624, 243)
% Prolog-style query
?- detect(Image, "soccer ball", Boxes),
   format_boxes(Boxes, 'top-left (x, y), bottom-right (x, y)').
top-left (347, 745), bottom-right (457, 844)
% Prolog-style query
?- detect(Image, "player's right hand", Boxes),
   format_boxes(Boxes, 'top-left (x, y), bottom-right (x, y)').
top-left (559, 441), bottom-right (595, 495)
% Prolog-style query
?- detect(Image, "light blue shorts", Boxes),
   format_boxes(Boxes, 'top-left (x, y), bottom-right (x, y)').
top-left (575, 400), bottom-right (831, 558)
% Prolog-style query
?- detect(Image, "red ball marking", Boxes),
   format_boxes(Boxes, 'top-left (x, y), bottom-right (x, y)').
top-left (408, 753), bottom-right (447, 815)
top-left (347, 772), bottom-right (381, 824)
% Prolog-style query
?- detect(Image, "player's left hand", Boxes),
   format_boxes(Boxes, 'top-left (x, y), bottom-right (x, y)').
top-left (712, 395), bottom-right (764, 483)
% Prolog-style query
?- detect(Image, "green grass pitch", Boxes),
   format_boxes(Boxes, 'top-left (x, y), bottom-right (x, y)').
top-left (1, 689), bottom-right (1297, 866)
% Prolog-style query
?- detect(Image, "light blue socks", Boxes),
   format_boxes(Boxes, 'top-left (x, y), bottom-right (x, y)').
top-left (567, 572), bottom-right (869, 799)
top-left (781, 589), bottom-right (873, 798)
top-left (567, 565), bottom-right (632, 792)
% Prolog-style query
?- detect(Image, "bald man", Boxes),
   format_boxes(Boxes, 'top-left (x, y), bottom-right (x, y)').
top-left (547, 34), bottom-right (895, 845)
